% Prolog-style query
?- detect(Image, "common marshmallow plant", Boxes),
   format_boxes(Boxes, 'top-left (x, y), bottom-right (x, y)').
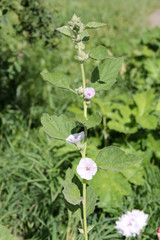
top-left (41, 14), bottom-right (143, 240)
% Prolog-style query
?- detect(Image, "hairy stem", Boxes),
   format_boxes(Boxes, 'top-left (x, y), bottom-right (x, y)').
top-left (80, 61), bottom-right (88, 240)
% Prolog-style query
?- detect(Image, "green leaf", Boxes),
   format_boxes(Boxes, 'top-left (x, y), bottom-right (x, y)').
top-left (56, 26), bottom-right (72, 37)
top-left (0, 224), bottom-right (19, 240)
top-left (85, 22), bottom-right (106, 29)
top-left (76, 112), bottom-right (101, 129)
top-left (133, 90), bottom-right (158, 130)
top-left (91, 58), bottom-right (123, 91)
top-left (63, 183), bottom-right (82, 205)
top-left (90, 45), bottom-right (110, 60)
top-left (41, 114), bottom-right (76, 140)
top-left (80, 30), bottom-right (90, 41)
top-left (86, 186), bottom-right (97, 216)
top-left (89, 171), bottom-right (132, 208)
top-left (121, 164), bottom-right (144, 186)
top-left (96, 146), bottom-right (142, 171)
top-left (41, 71), bottom-right (73, 91)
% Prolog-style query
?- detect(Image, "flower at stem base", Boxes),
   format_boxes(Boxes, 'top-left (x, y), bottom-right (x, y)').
top-left (66, 131), bottom-right (84, 144)
top-left (115, 210), bottom-right (148, 237)
top-left (76, 158), bottom-right (97, 180)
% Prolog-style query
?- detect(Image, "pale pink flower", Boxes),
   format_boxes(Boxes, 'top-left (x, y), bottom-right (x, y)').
top-left (76, 158), bottom-right (97, 180)
top-left (84, 87), bottom-right (95, 99)
top-left (115, 210), bottom-right (148, 237)
top-left (66, 131), bottom-right (84, 144)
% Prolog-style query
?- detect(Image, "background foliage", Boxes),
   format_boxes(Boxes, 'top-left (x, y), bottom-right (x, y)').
top-left (0, 0), bottom-right (160, 239)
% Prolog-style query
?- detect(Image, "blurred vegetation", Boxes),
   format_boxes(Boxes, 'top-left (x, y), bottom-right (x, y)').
top-left (0, 0), bottom-right (160, 239)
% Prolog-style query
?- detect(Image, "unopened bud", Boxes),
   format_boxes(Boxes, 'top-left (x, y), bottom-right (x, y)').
top-left (76, 86), bottom-right (83, 94)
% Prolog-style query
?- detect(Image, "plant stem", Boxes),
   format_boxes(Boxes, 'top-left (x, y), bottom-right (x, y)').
top-left (80, 61), bottom-right (88, 240)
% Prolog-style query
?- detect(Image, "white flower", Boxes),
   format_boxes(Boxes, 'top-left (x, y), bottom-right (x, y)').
top-left (66, 131), bottom-right (84, 144)
top-left (76, 158), bottom-right (97, 180)
top-left (84, 87), bottom-right (95, 99)
top-left (115, 210), bottom-right (148, 237)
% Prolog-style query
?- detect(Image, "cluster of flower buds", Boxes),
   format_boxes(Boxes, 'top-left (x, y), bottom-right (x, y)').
top-left (68, 14), bottom-right (85, 42)
top-left (68, 14), bottom-right (89, 62)
top-left (75, 41), bottom-right (89, 62)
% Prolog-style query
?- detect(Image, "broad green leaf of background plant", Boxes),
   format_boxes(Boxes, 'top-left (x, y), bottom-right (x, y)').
top-left (91, 58), bottom-right (123, 91)
top-left (41, 71), bottom-right (74, 92)
top-left (121, 163), bottom-right (144, 185)
top-left (133, 90), bottom-right (158, 129)
top-left (63, 183), bottom-right (82, 205)
top-left (90, 45), bottom-right (110, 60)
top-left (41, 114), bottom-right (76, 140)
top-left (76, 112), bottom-right (101, 129)
top-left (0, 224), bottom-right (19, 240)
top-left (107, 105), bottom-right (138, 134)
top-left (85, 22), bottom-right (106, 29)
top-left (86, 185), bottom-right (97, 216)
top-left (96, 146), bottom-right (142, 171)
top-left (56, 26), bottom-right (72, 37)
top-left (89, 171), bottom-right (132, 209)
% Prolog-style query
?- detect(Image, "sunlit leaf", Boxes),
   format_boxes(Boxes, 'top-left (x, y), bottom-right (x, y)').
top-left (41, 114), bottom-right (76, 140)
top-left (86, 22), bottom-right (106, 29)
top-left (76, 112), bottom-right (102, 129)
top-left (91, 58), bottom-right (123, 91)
top-left (96, 146), bottom-right (142, 171)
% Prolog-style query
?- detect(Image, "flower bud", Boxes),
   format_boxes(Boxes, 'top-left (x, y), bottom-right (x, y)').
top-left (76, 86), bottom-right (83, 94)
top-left (66, 131), bottom-right (84, 144)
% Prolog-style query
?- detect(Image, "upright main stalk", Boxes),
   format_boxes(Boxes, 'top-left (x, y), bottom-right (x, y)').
top-left (80, 61), bottom-right (88, 240)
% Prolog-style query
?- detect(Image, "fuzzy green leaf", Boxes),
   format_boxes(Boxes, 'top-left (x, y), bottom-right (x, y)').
top-left (86, 22), bottom-right (106, 29)
top-left (90, 45), bottom-right (110, 60)
top-left (63, 183), bottom-right (82, 205)
top-left (90, 171), bottom-right (132, 208)
top-left (41, 114), bottom-right (76, 140)
top-left (41, 71), bottom-right (72, 90)
top-left (76, 112), bottom-right (101, 129)
top-left (96, 146), bottom-right (142, 171)
top-left (86, 186), bottom-right (97, 216)
top-left (80, 30), bottom-right (90, 41)
top-left (91, 58), bottom-right (123, 91)
top-left (56, 26), bottom-right (72, 37)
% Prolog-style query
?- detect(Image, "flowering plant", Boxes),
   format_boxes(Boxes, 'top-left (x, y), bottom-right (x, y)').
top-left (40, 14), bottom-right (142, 240)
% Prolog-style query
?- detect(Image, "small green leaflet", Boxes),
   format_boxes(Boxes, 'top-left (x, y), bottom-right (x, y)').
top-left (76, 112), bottom-right (101, 129)
top-left (91, 58), bottom-right (123, 91)
top-left (90, 45), bottom-right (110, 60)
top-left (85, 22), bottom-right (106, 29)
top-left (96, 146), bottom-right (142, 171)
top-left (63, 183), bottom-right (82, 205)
top-left (41, 114), bottom-right (76, 140)
top-left (56, 26), bottom-right (72, 37)
top-left (86, 186), bottom-right (97, 216)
